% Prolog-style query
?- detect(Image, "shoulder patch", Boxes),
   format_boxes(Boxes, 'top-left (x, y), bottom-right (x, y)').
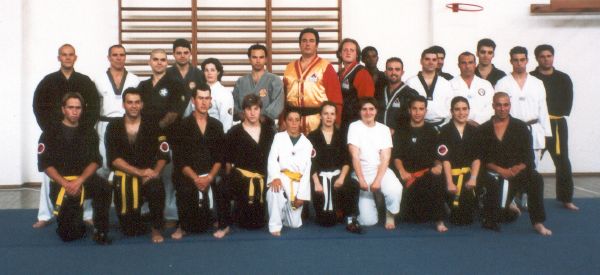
top-left (228, 108), bottom-right (233, 115)
top-left (311, 148), bottom-right (317, 158)
top-left (159, 141), bottom-right (170, 153)
top-left (37, 143), bottom-right (45, 155)
top-left (437, 144), bottom-right (448, 156)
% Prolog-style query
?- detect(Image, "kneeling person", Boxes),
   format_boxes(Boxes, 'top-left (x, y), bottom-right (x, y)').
top-left (105, 88), bottom-right (168, 243)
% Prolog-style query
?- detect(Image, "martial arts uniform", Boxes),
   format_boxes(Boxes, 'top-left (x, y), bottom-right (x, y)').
top-left (232, 72), bottom-right (284, 122)
top-left (94, 69), bottom-right (140, 179)
top-left (32, 70), bottom-right (100, 223)
top-left (437, 122), bottom-right (479, 225)
top-left (37, 123), bottom-right (110, 242)
top-left (166, 65), bottom-right (205, 118)
top-left (348, 121), bottom-right (403, 226)
top-left (370, 70), bottom-right (388, 97)
top-left (339, 62), bottom-right (375, 131)
top-left (375, 83), bottom-right (419, 130)
top-left (283, 56), bottom-right (343, 134)
top-left (393, 123), bottom-right (446, 223)
top-left (207, 81), bottom-right (234, 132)
top-left (171, 115), bottom-right (225, 233)
top-left (266, 132), bottom-right (313, 233)
top-left (406, 73), bottom-right (453, 129)
top-left (477, 116), bottom-right (546, 226)
top-left (105, 116), bottom-right (168, 236)
top-left (224, 123), bottom-right (275, 229)
top-left (475, 64), bottom-right (506, 87)
top-left (531, 67), bottom-right (575, 204)
top-left (450, 76), bottom-right (494, 125)
top-left (438, 71), bottom-right (454, 81)
top-left (308, 128), bottom-right (359, 226)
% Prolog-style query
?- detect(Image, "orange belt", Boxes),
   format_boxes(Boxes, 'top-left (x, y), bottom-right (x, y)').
top-left (405, 168), bottom-right (429, 188)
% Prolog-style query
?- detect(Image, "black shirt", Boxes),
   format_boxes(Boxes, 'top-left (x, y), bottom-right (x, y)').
top-left (437, 122), bottom-right (479, 168)
top-left (393, 123), bottom-right (438, 172)
top-left (225, 123), bottom-right (275, 174)
top-left (33, 71), bottom-right (100, 131)
top-left (477, 116), bottom-right (534, 170)
top-left (166, 65), bottom-right (206, 110)
top-left (138, 75), bottom-right (187, 124)
top-left (375, 83), bottom-right (418, 130)
top-left (172, 115), bottom-right (224, 176)
top-left (530, 68), bottom-right (573, 116)
top-left (475, 64), bottom-right (506, 87)
top-left (308, 128), bottom-right (350, 174)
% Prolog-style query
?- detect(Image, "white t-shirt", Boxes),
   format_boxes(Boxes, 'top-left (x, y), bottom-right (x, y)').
top-left (347, 120), bottom-right (393, 172)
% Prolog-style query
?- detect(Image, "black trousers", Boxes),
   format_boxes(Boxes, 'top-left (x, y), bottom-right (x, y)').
top-left (49, 175), bottom-right (111, 242)
top-left (400, 173), bottom-right (446, 223)
top-left (547, 117), bottom-right (574, 203)
top-left (113, 174), bottom-right (165, 235)
top-left (226, 170), bottom-right (267, 229)
top-left (447, 173), bottom-right (477, 225)
top-left (481, 169), bottom-right (546, 225)
top-left (311, 173), bottom-right (359, 226)
top-left (174, 175), bottom-right (229, 233)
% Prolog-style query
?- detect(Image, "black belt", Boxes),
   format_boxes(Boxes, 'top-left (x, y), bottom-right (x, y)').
top-left (286, 105), bottom-right (321, 117)
top-left (99, 116), bottom-right (120, 122)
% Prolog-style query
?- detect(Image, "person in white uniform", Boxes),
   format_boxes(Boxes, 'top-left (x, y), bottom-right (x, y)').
top-left (201, 58), bottom-right (234, 132)
top-left (348, 97), bottom-right (403, 229)
top-left (450, 51), bottom-right (494, 126)
top-left (266, 109), bottom-right (313, 236)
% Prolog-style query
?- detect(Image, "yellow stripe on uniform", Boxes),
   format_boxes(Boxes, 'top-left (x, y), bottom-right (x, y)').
top-left (114, 170), bottom-right (139, 215)
top-left (236, 168), bottom-right (265, 204)
top-left (282, 169), bottom-right (302, 209)
top-left (52, 176), bottom-right (84, 216)
top-left (451, 167), bottom-right (471, 207)
top-left (549, 115), bottom-right (563, 156)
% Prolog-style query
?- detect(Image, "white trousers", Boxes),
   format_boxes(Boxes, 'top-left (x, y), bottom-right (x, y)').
top-left (354, 168), bottom-right (403, 226)
top-left (266, 176), bottom-right (303, 232)
top-left (37, 174), bottom-right (92, 221)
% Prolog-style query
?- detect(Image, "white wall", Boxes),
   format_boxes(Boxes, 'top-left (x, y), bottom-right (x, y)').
top-left (4, 0), bottom-right (599, 185)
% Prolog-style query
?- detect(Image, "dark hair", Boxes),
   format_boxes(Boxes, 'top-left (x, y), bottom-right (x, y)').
top-left (430, 45), bottom-right (446, 55)
top-left (477, 38), bottom-right (496, 51)
top-left (361, 46), bottom-right (378, 61)
top-left (299, 28), bottom-right (320, 45)
top-left (247, 44), bottom-right (268, 58)
top-left (173, 38), bottom-right (191, 52)
top-left (358, 97), bottom-right (379, 110)
top-left (193, 82), bottom-right (212, 97)
top-left (336, 38), bottom-right (361, 63)
top-left (201, 58), bottom-right (224, 81)
top-left (108, 44), bottom-right (125, 56)
top-left (421, 47), bottom-right (438, 59)
top-left (242, 94), bottom-right (262, 109)
top-left (122, 87), bottom-right (143, 103)
top-left (458, 51), bottom-right (476, 63)
top-left (451, 96), bottom-right (470, 110)
top-left (534, 44), bottom-right (554, 58)
top-left (386, 57), bottom-right (404, 68)
top-left (284, 108), bottom-right (301, 119)
top-left (409, 95), bottom-right (428, 108)
top-left (509, 46), bottom-right (528, 59)
top-left (61, 92), bottom-right (84, 107)
top-left (319, 101), bottom-right (337, 114)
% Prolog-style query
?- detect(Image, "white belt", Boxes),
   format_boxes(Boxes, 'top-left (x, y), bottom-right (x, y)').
top-left (319, 170), bottom-right (340, 211)
top-left (197, 174), bottom-right (214, 209)
top-left (488, 171), bottom-right (509, 209)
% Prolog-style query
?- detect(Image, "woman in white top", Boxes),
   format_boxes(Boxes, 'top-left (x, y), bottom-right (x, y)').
top-left (201, 58), bottom-right (234, 132)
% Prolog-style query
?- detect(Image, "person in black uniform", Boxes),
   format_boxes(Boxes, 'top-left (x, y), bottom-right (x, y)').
top-left (393, 95), bottom-right (448, 232)
top-left (166, 38), bottom-right (206, 118)
top-left (361, 46), bottom-right (387, 96)
top-left (530, 44), bottom-right (578, 211)
top-left (170, 83), bottom-right (225, 240)
top-left (308, 101), bottom-right (361, 233)
top-left (375, 57), bottom-right (418, 131)
top-left (220, 94), bottom-right (275, 236)
top-left (105, 88), bottom-right (168, 243)
top-left (478, 92), bottom-right (552, 235)
top-left (430, 45), bottom-right (453, 80)
top-left (475, 38), bottom-right (506, 87)
top-left (437, 96), bottom-right (480, 225)
top-left (37, 92), bottom-right (111, 244)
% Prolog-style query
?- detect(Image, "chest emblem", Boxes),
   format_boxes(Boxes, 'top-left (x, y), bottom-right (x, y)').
top-left (159, 88), bottom-right (168, 97)
top-left (478, 88), bottom-right (486, 96)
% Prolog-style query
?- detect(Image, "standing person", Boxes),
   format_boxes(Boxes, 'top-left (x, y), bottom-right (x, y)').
top-left (170, 83), bottom-right (225, 240)
top-left (308, 101), bottom-right (361, 233)
top-left (450, 51), bottom-right (494, 126)
top-left (530, 44), bottom-right (578, 211)
top-left (478, 92), bottom-right (552, 236)
top-left (221, 94), bottom-right (276, 235)
top-left (361, 46), bottom-right (387, 94)
top-left (348, 97), bottom-right (403, 229)
top-left (266, 109), bottom-right (313, 236)
top-left (430, 45), bottom-right (453, 80)
top-left (337, 38), bottom-right (375, 131)
top-left (94, 44), bottom-right (140, 180)
top-left (32, 43), bottom-right (99, 228)
top-left (375, 57), bottom-right (418, 131)
top-left (37, 92), bottom-right (111, 244)
top-left (475, 38), bottom-right (506, 87)
top-left (232, 44), bottom-right (284, 124)
top-left (166, 38), bottom-right (205, 118)
top-left (438, 97), bottom-right (480, 225)
top-left (406, 47), bottom-right (454, 130)
top-left (105, 88), bottom-right (168, 243)
top-left (283, 27), bottom-right (343, 134)
top-left (201, 58), bottom-right (234, 132)
top-left (393, 96), bottom-right (447, 232)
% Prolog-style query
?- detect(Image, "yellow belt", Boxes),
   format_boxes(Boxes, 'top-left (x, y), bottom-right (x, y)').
top-left (236, 168), bottom-right (265, 204)
top-left (549, 115), bottom-right (563, 155)
top-left (451, 167), bottom-right (471, 207)
top-left (114, 170), bottom-right (139, 215)
top-left (52, 176), bottom-right (85, 216)
top-left (282, 169), bottom-right (302, 208)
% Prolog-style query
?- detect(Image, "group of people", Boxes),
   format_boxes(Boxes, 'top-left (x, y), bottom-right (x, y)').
top-left (31, 27), bottom-right (576, 245)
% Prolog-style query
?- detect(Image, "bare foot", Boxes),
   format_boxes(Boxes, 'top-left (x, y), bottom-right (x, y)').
top-left (171, 227), bottom-right (186, 240)
top-left (151, 228), bottom-right (164, 243)
top-left (270, 231), bottom-right (281, 237)
top-left (533, 223), bottom-right (552, 236)
top-left (385, 211), bottom-right (396, 230)
top-left (436, 221), bottom-right (448, 233)
top-left (84, 219), bottom-right (94, 226)
top-left (563, 202), bottom-right (579, 211)
top-left (213, 226), bottom-right (231, 239)
top-left (32, 220), bottom-right (49, 229)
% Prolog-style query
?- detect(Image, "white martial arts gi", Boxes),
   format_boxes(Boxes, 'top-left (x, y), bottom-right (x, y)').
top-left (208, 81), bottom-right (234, 132)
top-left (347, 121), bottom-right (403, 226)
top-left (450, 75), bottom-right (495, 125)
top-left (406, 74), bottom-right (454, 125)
top-left (266, 132), bottom-right (312, 233)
